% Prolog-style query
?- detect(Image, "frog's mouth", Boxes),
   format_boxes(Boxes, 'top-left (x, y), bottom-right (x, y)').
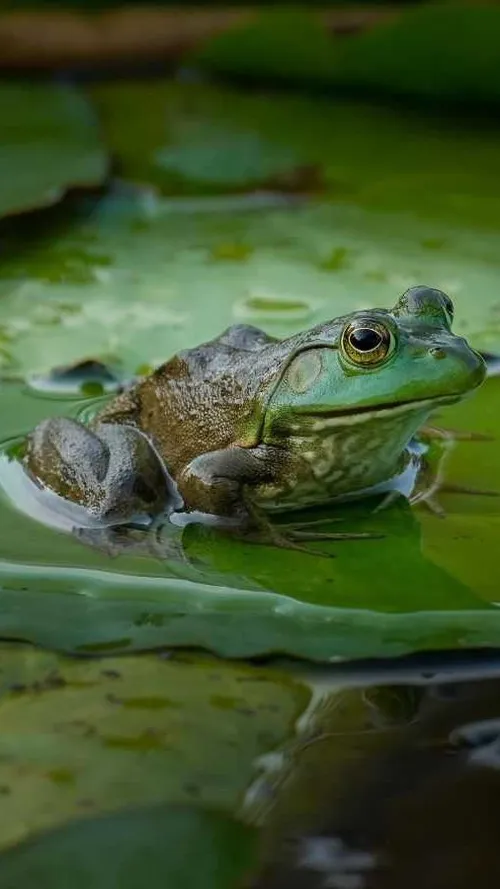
top-left (299, 392), bottom-right (463, 424)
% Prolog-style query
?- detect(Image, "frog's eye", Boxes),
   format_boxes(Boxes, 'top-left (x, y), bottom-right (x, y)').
top-left (285, 349), bottom-right (323, 393)
top-left (341, 320), bottom-right (394, 368)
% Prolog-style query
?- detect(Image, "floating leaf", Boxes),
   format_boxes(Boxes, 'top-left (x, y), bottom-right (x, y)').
top-left (0, 83), bottom-right (107, 219)
top-left (1, 190), bottom-right (500, 378)
top-left (0, 804), bottom-right (257, 889)
top-left (195, 6), bottom-right (500, 109)
top-left (0, 643), bottom-right (306, 849)
top-left (89, 81), bottom-right (500, 226)
top-left (335, 6), bottom-right (500, 106)
top-left (193, 10), bottom-right (339, 88)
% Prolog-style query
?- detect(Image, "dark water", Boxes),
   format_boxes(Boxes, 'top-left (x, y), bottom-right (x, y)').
top-left (251, 654), bottom-right (500, 889)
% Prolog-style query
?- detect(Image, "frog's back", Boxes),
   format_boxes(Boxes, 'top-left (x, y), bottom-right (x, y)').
top-left (135, 324), bottom-right (283, 472)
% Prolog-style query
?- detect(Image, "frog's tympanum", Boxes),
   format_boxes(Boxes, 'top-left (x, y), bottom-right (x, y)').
top-left (24, 287), bottom-right (486, 551)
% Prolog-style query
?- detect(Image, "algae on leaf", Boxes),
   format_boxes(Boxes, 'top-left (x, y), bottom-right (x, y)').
top-left (0, 644), bottom-right (307, 850)
top-left (0, 83), bottom-right (107, 219)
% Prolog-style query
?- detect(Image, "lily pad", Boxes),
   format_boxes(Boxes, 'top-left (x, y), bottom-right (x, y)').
top-left (0, 804), bottom-right (256, 889)
top-left (334, 5), bottom-right (500, 106)
top-left (0, 643), bottom-right (306, 850)
top-left (1, 191), bottom-right (500, 380)
top-left (89, 81), bottom-right (500, 227)
top-left (195, 6), bottom-right (500, 109)
top-left (0, 83), bottom-right (107, 219)
top-left (193, 10), bottom-right (339, 89)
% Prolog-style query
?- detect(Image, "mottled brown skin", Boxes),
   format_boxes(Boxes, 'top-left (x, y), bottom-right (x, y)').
top-left (24, 287), bottom-right (486, 548)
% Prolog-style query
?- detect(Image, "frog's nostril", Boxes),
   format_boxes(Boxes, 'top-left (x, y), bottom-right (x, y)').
top-left (430, 347), bottom-right (446, 360)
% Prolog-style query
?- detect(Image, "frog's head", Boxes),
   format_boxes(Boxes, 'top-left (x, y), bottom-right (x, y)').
top-left (263, 286), bottom-right (485, 439)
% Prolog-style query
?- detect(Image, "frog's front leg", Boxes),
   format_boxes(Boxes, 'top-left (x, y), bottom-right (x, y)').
top-left (177, 446), bottom-right (377, 555)
top-left (25, 417), bottom-right (171, 525)
top-left (178, 444), bottom-right (281, 525)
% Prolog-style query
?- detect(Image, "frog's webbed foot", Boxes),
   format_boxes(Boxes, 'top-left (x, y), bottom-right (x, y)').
top-left (238, 502), bottom-right (382, 558)
top-left (237, 523), bottom-right (380, 558)
top-left (24, 416), bottom-right (171, 525)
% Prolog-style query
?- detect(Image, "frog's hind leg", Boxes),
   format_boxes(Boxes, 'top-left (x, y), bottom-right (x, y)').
top-left (25, 417), bottom-right (170, 525)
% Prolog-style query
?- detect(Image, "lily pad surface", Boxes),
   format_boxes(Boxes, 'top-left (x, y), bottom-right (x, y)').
top-left (195, 6), bottom-right (500, 107)
top-left (0, 804), bottom-right (256, 889)
top-left (0, 643), bottom-right (307, 850)
top-left (0, 82), bottom-right (107, 219)
top-left (90, 81), bottom-right (500, 227)
top-left (1, 193), bottom-right (500, 380)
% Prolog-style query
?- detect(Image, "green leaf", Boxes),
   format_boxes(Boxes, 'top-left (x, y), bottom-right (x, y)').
top-left (0, 804), bottom-right (256, 889)
top-left (0, 83), bottom-right (107, 219)
top-left (0, 190), bottom-right (500, 379)
top-left (195, 6), bottom-right (500, 109)
top-left (335, 5), bottom-right (500, 106)
top-left (88, 81), bottom-right (500, 229)
top-left (0, 644), bottom-right (306, 849)
top-left (193, 10), bottom-right (339, 88)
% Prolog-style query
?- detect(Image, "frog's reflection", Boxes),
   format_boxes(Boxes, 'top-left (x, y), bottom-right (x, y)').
top-left (251, 674), bottom-right (500, 889)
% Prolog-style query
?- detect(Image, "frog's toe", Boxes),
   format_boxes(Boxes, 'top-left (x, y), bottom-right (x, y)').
top-left (289, 530), bottom-right (383, 542)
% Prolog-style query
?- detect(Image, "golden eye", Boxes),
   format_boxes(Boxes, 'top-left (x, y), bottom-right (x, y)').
top-left (285, 350), bottom-right (323, 393)
top-left (341, 321), bottom-right (394, 367)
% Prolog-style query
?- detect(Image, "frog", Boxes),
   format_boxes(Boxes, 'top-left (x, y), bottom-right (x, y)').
top-left (24, 286), bottom-right (486, 552)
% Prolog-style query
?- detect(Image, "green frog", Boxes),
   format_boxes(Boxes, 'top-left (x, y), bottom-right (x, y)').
top-left (24, 286), bottom-right (486, 551)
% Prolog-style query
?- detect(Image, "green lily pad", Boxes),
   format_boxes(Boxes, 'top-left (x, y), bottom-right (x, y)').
top-left (1, 190), bottom-right (500, 381)
top-left (89, 81), bottom-right (500, 227)
top-left (195, 6), bottom-right (500, 109)
top-left (193, 10), bottom-right (339, 89)
top-left (0, 804), bottom-right (256, 889)
top-left (0, 83), bottom-right (107, 219)
top-left (0, 643), bottom-right (306, 850)
top-left (334, 5), bottom-right (500, 106)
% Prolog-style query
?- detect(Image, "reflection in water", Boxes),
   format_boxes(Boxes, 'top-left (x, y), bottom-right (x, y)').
top-left (250, 661), bottom-right (500, 889)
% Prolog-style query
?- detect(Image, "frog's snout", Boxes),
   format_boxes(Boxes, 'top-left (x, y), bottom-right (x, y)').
top-left (430, 337), bottom-right (486, 392)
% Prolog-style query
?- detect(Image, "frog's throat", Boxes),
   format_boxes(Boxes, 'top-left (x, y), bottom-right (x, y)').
top-left (293, 393), bottom-right (461, 427)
